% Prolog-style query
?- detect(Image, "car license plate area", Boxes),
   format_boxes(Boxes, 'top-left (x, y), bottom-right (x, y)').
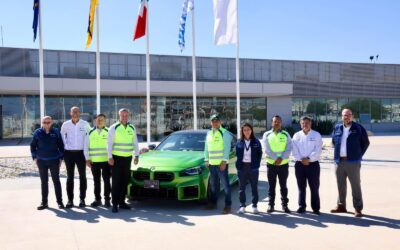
top-left (144, 180), bottom-right (159, 189)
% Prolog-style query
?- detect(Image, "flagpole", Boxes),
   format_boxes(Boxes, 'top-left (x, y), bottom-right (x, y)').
top-left (146, 2), bottom-right (151, 145)
top-left (235, 0), bottom-right (240, 138)
top-left (191, 4), bottom-right (197, 130)
top-left (38, 0), bottom-right (45, 119)
top-left (95, 3), bottom-right (100, 114)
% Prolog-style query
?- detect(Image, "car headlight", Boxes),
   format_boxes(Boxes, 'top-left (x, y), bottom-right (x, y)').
top-left (179, 166), bottom-right (204, 176)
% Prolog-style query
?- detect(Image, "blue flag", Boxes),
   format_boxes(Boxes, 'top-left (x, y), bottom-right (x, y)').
top-left (178, 0), bottom-right (194, 52)
top-left (32, 0), bottom-right (39, 42)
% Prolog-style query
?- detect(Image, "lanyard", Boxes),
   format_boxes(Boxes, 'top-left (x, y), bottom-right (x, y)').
top-left (244, 141), bottom-right (251, 151)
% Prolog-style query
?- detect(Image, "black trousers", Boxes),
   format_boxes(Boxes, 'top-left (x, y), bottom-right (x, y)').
top-left (295, 161), bottom-right (320, 211)
top-left (111, 155), bottom-right (132, 206)
top-left (238, 163), bottom-right (259, 207)
top-left (64, 150), bottom-right (87, 201)
top-left (267, 163), bottom-right (289, 206)
top-left (91, 161), bottom-right (111, 201)
top-left (38, 159), bottom-right (62, 204)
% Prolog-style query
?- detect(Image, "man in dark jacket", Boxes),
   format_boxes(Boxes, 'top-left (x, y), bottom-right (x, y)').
top-left (31, 116), bottom-right (65, 210)
top-left (331, 108), bottom-right (370, 217)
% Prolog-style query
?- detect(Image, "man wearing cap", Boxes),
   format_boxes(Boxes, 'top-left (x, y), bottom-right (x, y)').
top-left (107, 108), bottom-right (139, 213)
top-left (292, 116), bottom-right (323, 215)
top-left (204, 114), bottom-right (233, 214)
top-left (262, 115), bottom-right (293, 213)
top-left (331, 108), bottom-right (369, 217)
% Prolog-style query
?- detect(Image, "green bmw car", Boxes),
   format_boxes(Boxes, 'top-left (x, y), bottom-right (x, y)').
top-left (128, 130), bottom-right (238, 201)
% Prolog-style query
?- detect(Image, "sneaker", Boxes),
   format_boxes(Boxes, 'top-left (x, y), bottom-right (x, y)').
top-left (282, 205), bottom-right (291, 214)
top-left (104, 200), bottom-right (111, 208)
top-left (297, 207), bottom-right (306, 214)
top-left (91, 200), bottom-right (102, 207)
top-left (112, 205), bottom-right (118, 213)
top-left (251, 207), bottom-right (259, 214)
top-left (237, 207), bottom-right (246, 214)
top-left (222, 206), bottom-right (231, 214)
top-left (267, 205), bottom-right (275, 213)
top-left (79, 200), bottom-right (86, 208)
top-left (65, 200), bottom-right (74, 209)
top-left (330, 205), bottom-right (347, 213)
top-left (58, 202), bottom-right (65, 209)
top-left (119, 203), bottom-right (131, 210)
top-left (37, 202), bottom-right (48, 210)
top-left (354, 209), bottom-right (363, 217)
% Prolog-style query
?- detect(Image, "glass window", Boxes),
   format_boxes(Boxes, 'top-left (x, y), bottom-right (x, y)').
top-left (371, 99), bottom-right (381, 123)
top-left (291, 98), bottom-right (303, 124)
top-left (2, 96), bottom-right (23, 138)
top-left (381, 99), bottom-right (392, 122)
top-left (326, 99), bottom-right (338, 122)
top-left (392, 99), bottom-right (400, 122)
top-left (109, 54), bottom-right (126, 77)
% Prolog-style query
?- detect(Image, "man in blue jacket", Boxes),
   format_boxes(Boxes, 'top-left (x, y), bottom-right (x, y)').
top-left (331, 108), bottom-right (370, 217)
top-left (31, 116), bottom-right (65, 210)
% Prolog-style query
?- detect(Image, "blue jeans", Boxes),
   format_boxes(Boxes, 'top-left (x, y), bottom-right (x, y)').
top-left (209, 165), bottom-right (232, 206)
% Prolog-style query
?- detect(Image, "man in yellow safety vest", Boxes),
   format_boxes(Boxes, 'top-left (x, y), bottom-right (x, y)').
top-left (84, 114), bottom-right (111, 208)
top-left (262, 115), bottom-right (293, 214)
top-left (107, 108), bottom-right (139, 213)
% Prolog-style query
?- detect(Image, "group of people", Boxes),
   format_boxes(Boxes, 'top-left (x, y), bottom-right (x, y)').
top-left (31, 105), bottom-right (370, 217)
top-left (31, 107), bottom-right (139, 213)
top-left (204, 108), bottom-right (369, 217)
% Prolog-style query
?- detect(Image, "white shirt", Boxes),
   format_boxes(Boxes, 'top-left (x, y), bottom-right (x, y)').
top-left (243, 140), bottom-right (252, 163)
top-left (292, 129), bottom-right (323, 162)
top-left (61, 119), bottom-right (90, 150)
top-left (340, 126), bottom-right (351, 157)
top-left (107, 122), bottom-right (140, 159)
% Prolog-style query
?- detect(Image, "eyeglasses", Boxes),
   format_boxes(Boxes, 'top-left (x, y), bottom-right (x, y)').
top-left (42, 122), bottom-right (51, 125)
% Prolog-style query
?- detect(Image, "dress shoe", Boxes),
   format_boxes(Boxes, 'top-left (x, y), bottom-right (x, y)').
top-left (104, 200), bottom-right (111, 208)
top-left (112, 206), bottom-right (118, 213)
top-left (119, 203), bottom-right (131, 210)
top-left (267, 205), bottom-right (275, 213)
top-left (313, 210), bottom-right (320, 215)
top-left (354, 209), bottom-right (363, 217)
top-left (65, 200), bottom-right (74, 208)
top-left (330, 205), bottom-right (347, 213)
top-left (37, 202), bottom-right (48, 210)
top-left (297, 207), bottom-right (306, 214)
top-left (79, 200), bottom-right (86, 208)
top-left (91, 200), bottom-right (102, 207)
top-left (58, 202), bottom-right (65, 209)
top-left (282, 205), bottom-right (291, 213)
top-left (222, 206), bottom-right (231, 214)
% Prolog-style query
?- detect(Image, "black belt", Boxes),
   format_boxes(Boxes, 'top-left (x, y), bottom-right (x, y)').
top-left (65, 150), bottom-right (83, 153)
top-left (340, 157), bottom-right (347, 161)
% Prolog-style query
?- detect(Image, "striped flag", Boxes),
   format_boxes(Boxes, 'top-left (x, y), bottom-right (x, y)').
top-left (133, 0), bottom-right (149, 41)
top-left (178, 0), bottom-right (194, 52)
top-left (32, 0), bottom-right (39, 42)
top-left (86, 0), bottom-right (99, 48)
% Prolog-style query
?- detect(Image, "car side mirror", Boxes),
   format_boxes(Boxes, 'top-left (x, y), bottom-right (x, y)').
top-left (148, 144), bottom-right (157, 150)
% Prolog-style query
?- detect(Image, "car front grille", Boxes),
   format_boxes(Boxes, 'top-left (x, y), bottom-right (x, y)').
top-left (154, 172), bottom-right (174, 182)
top-left (132, 171), bottom-right (150, 180)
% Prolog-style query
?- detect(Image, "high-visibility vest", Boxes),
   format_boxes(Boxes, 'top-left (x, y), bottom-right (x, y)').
top-left (206, 127), bottom-right (227, 165)
top-left (112, 122), bottom-right (135, 157)
top-left (88, 127), bottom-right (109, 163)
top-left (265, 129), bottom-right (290, 165)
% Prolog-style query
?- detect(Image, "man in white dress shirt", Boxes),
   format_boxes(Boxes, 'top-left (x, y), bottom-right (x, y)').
top-left (61, 106), bottom-right (91, 208)
top-left (292, 116), bottom-right (323, 215)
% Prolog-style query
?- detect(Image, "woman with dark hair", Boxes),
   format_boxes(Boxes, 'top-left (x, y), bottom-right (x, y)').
top-left (235, 123), bottom-right (263, 214)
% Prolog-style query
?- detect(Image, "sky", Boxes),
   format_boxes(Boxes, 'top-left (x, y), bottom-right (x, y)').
top-left (0, 0), bottom-right (399, 64)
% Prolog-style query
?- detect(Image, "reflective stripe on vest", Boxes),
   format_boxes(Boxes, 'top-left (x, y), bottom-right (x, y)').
top-left (266, 130), bottom-right (289, 165)
top-left (112, 122), bottom-right (135, 157)
top-left (206, 127), bottom-right (226, 165)
top-left (88, 127), bottom-right (109, 162)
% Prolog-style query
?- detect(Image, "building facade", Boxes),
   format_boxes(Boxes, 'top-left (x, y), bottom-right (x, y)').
top-left (0, 47), bottom-right (399, 140)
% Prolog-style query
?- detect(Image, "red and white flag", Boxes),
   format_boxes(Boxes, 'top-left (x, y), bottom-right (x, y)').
top-left (133, 0), bottom-right (148, 40)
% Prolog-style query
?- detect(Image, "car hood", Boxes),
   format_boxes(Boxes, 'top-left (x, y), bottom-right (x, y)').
top-left (133, 150), bottom-right (205, 171)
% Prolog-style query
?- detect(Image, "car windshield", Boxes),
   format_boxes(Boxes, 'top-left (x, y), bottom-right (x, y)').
top-left (156, 133), bottom-right (206, 151)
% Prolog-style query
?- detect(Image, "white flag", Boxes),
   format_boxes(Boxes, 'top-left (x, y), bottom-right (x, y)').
top-left (213, 0), bottom-right (238, 45)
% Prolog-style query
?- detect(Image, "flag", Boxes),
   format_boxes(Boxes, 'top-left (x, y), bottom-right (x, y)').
top-left (213, 0), bottom-right (238, 45)
top-left (86, 0), bottom-right (99, 49)
top-left (178, 0), bottom-right (194, 52)
top-left (32, 0), bottom-right (39, 42)
top-left (133, 0), bottom-right (148, 40)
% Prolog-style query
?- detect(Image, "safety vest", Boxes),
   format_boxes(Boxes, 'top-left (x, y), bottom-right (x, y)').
top-left (206, 127), bottom-right (227, 165)
top-left (88, 127), bottom-right (109, 163)
top-left (265, 129), bottom-right (289, 165)
top-left (112, 122), bottom-right (135, 157)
